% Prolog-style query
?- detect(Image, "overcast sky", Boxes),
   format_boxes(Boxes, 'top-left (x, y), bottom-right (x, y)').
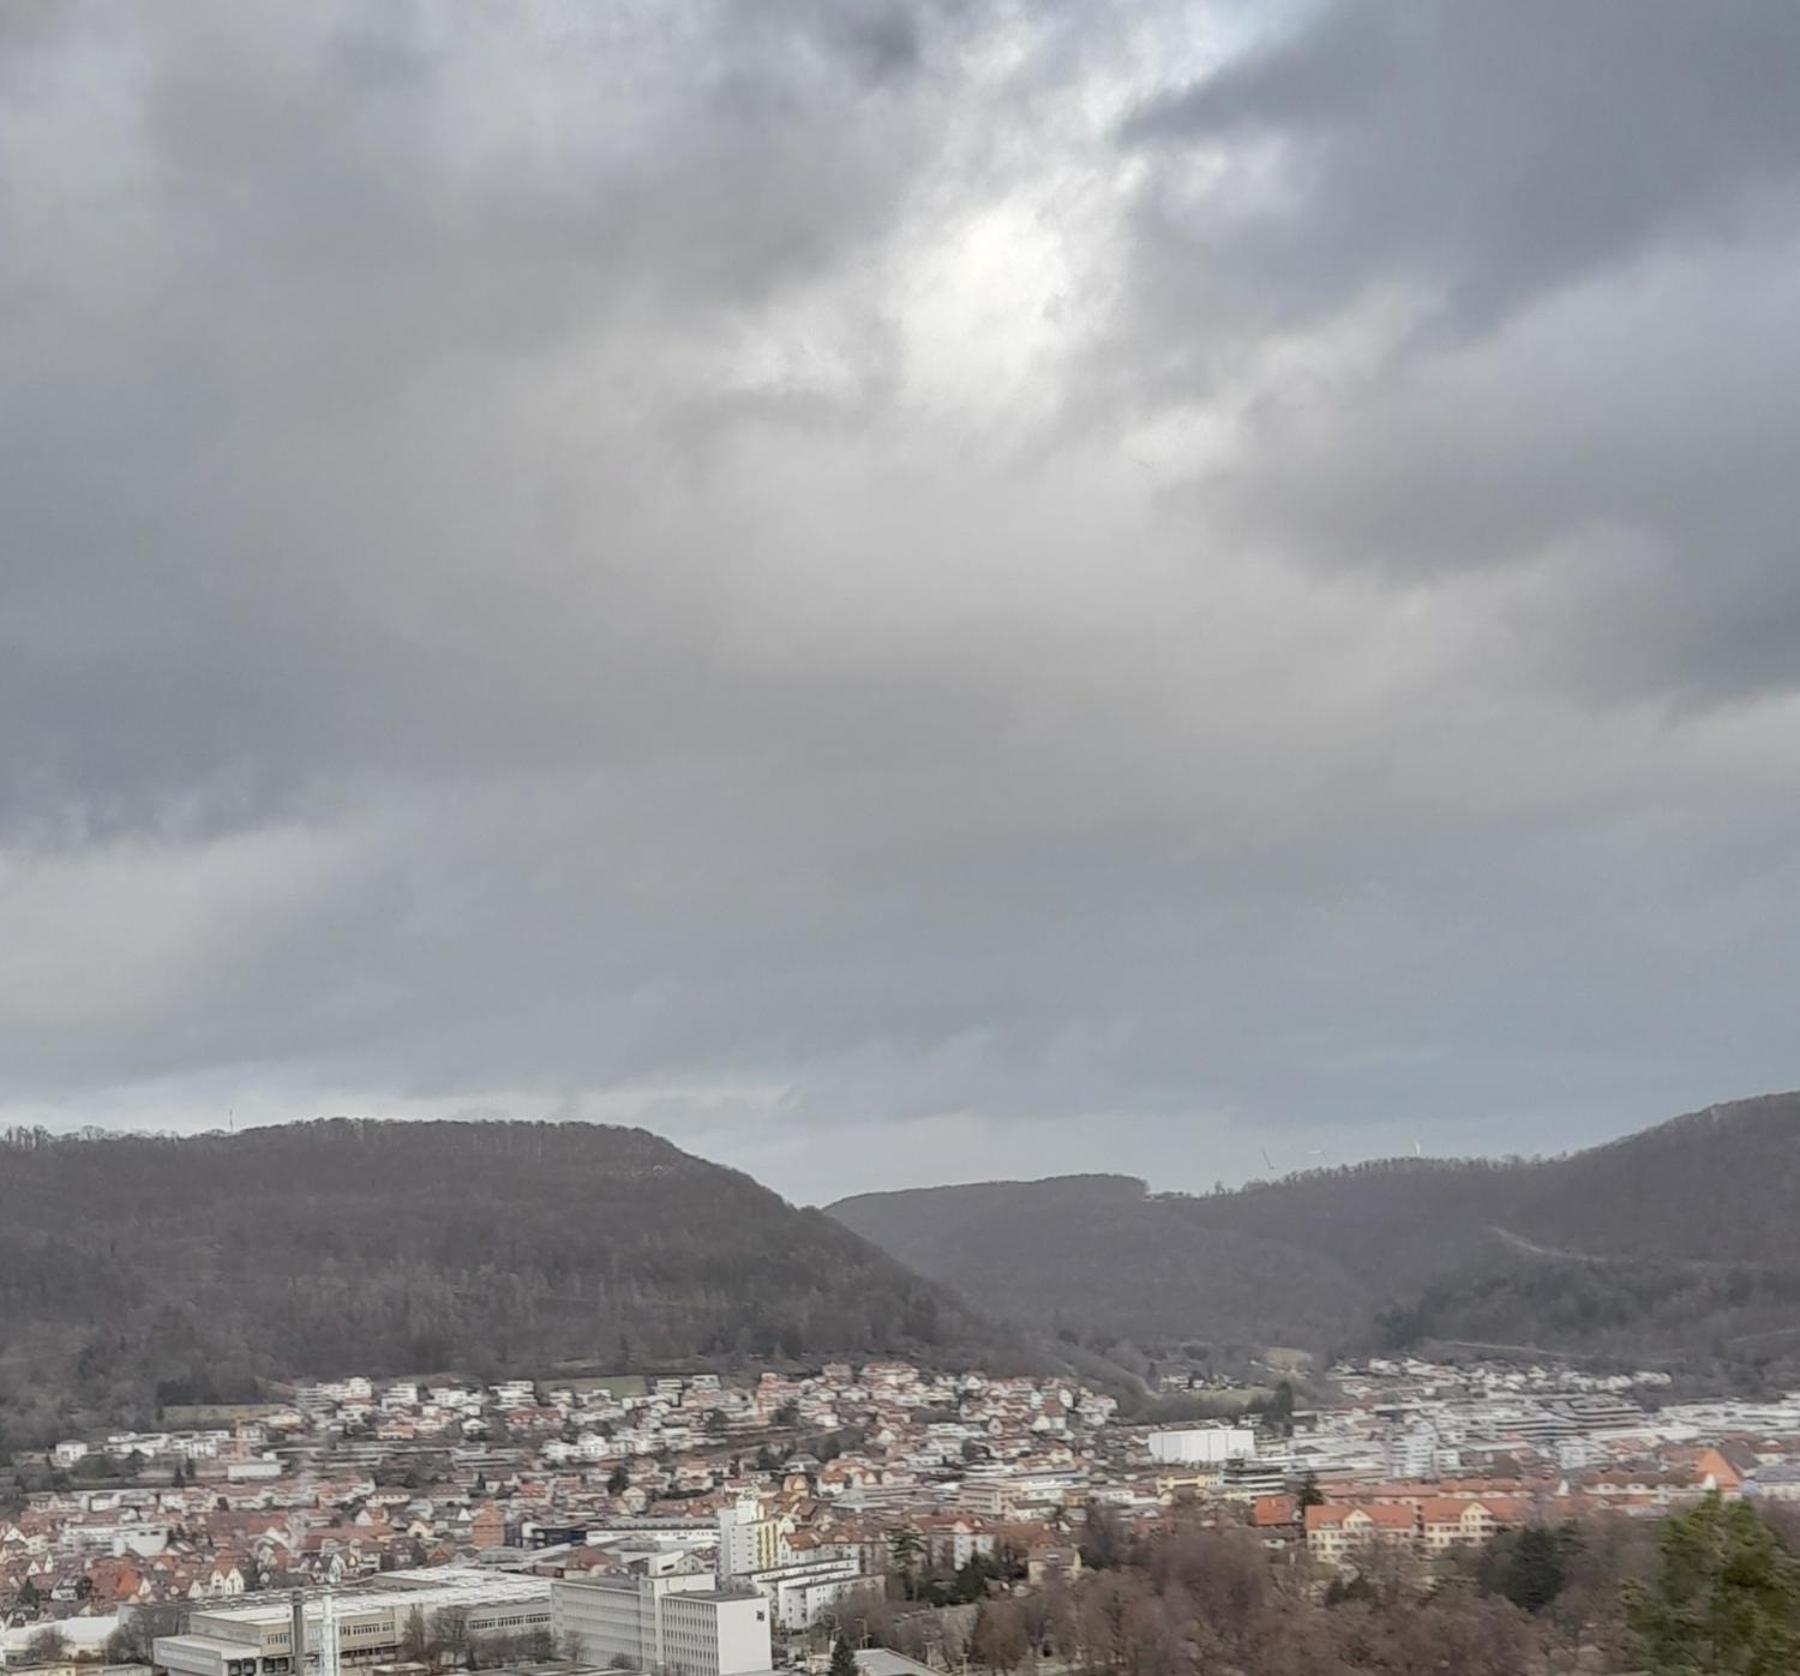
top-left (5, 0), bottom-right (1799, 1205)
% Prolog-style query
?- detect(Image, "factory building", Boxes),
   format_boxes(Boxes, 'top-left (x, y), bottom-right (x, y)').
top-left (551, 1574), bottom-right (769, 1676)
top-left (153, 1569), bottom-right (551, 1676)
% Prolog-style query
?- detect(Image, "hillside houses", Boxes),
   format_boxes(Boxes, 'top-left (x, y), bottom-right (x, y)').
top-left (10, 1355), bottom-right (1800, 1654)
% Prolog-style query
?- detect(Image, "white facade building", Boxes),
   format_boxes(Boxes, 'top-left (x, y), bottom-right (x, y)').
top-left (661, 1590), bottom-right (769, 1676)
top-left (1146, 1427), bottom-right (1255, 1466)
top-left (763, 1563), bottom-right (864, 1632)
top-left (551, 1575), bottom-right (770, 1676)
top-left (717, 1499), bottom-right (778, 1581)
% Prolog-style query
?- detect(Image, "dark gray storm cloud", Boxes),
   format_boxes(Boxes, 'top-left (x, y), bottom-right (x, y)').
top-left (1117, 0), bottom-right (1800, 710)
top-left (1125, 0), bottom-right (1800, 332)
top-left (2, 0), bottom-right (1798, 1199)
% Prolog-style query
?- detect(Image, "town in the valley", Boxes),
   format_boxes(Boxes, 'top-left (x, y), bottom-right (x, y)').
top-left (2, 1355), bottom-right (1795, 1676)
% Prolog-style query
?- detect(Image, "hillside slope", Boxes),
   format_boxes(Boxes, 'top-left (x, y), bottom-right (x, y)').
top-left (0, 1119), bottom-right (1010, 1448)
top-left (830, 1092), bottom-right (1800, 1364)
top-left (826, 1173), bottom-right (1371, 1347)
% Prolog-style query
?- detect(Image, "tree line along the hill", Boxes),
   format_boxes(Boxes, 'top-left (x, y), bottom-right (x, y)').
top-left (0, 1120), bottom-right (1016, 1450)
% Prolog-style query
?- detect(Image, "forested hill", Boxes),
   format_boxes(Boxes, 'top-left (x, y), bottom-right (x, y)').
top-left (0, 1119), bottom-right (1010, 1448)
top-left (830, 1092), bottom-right (1800, 1366)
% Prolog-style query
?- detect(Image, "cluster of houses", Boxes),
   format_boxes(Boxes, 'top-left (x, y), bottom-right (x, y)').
top-left (10, 1352), bottom-right (1800, 1663)
top-left (1, 1364), bottom-right (1116, 1662)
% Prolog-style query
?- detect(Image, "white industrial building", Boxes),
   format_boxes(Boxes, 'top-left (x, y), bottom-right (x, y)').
top-left (551, 1574), bottom-right (770, 1676)
top-left (3, 1613), bottom-right (123, 1664)
top-left (154, 1569), bottom-right (551, 1676)
top-left (1145, 1426), bottom-right (1256, 1466)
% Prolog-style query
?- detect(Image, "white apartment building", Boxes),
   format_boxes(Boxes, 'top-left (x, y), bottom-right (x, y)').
top-left (551, 1575), bottom-right (770, 1676)
top-left (758, 1560), bottom-right (864, 1631)
top-left (715, 1499), bottom-right (867, 1631)
top-left (1385, 1423), bottom-right (1441, 1480)
top-left (717, 1499), bottom-right (783, 1580)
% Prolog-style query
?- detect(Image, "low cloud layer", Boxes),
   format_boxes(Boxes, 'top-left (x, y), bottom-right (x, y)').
top-left (4, 1), bottom-right (1798, 1201)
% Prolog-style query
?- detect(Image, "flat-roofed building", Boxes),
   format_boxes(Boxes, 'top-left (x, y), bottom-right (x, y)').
top-left (551, 1576), bottom-right (769, 1676)
top-left (154, 1569), bottom-right (551, 1676)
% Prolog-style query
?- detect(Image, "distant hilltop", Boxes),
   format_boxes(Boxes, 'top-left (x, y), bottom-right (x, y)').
top-left (0, 1118), bottom-right (1023, 1449)
top-left (831, 1091), bottom-right (1800, 1370)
